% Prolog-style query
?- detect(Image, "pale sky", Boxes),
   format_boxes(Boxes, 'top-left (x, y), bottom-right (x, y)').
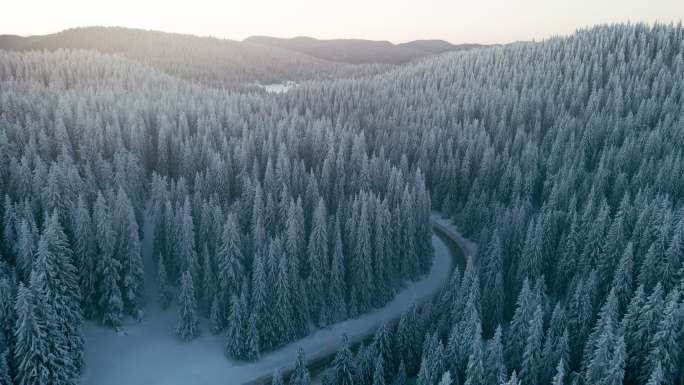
top-left (2, 0), bottom-right (683, 44)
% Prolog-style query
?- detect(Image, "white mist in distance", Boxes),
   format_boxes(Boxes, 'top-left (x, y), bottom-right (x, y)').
top-left (2, 0), bottom-right (683, 43)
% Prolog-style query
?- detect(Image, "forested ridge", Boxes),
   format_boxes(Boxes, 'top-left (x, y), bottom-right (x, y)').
top-left (0, 27), bottom-right (397, 87)
top-left (0, 22), bottom-right (683, 385)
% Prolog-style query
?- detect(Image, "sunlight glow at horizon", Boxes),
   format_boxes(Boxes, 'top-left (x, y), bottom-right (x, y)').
top-left (3, 0), bottom-right (683, 44)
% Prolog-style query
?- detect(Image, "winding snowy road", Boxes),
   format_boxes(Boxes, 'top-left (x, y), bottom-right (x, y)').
top-left (80, 215), bottom-right (471, 385)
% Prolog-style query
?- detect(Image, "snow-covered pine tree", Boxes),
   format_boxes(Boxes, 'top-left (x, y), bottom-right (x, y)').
top-left (273, 238), bottom-right (294, 345)
top-left (352, 196), bottom-right (374, 314)
top-left (94, 192), bottom-right (123, 327)
top-left (520, 305), bottom-right (544, 385)
top-left (225, 293), bottom-right (245, 359)
top-left (72, 194), bottom-right (97, 318)
top-left (307, 198), bottom-right (329, 325)
top-left (209, 295), bottom-right (222, 334)
top-left (201, 243), bottom-right (216, 316)
top-left (551, 359), bottom-right (566, 385)
top-left (481, 230), bottom-right (504, 333)
top-left (290, 347), bottom-right (311, 385)
top-left (484, 325), bottom-right (507, 385)
top-left (332, 335), bottom-right (356, 385)
top-left (158, 254), bottom-right (172, 309)
top-left (217, 213), bottom-right (243, 311)
top-left (328, 217), bottom-right (347, 323)
top-left (115, 189), bottom-right (144, 315)
top-left (31, 211), bottom-right (84, 382)
top-left (246, 310), bottom-right (260, 361)
top-left (642, 288), bottom-right (682, 385)
top-left (13, 283), bottom-right (49, 385)
top-left (506, 279), bottom-right (537, 369)
top-left (178, 198), bottom-right (199, 289)
top-left (372, 356), bottom-right (385, 385)
top-left (15, 220), bottom-right (36, 284)
top-left (463, 321), bottom-right (483, 385)
top-left (176, 271), bottom-right (199, 342)
top-left (371, 322), bottom-right (394, 380)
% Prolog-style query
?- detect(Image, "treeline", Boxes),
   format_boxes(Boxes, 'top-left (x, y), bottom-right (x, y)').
top-left (275, 23), bottom-right (684, 385)
top-left (0, 48), bottom-right (431, 384)
top-left (0, 27), bottom-right (398, 88)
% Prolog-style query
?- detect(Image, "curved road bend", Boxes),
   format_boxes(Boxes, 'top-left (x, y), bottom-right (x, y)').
top-left (243, 215), bottom-right (471, 385)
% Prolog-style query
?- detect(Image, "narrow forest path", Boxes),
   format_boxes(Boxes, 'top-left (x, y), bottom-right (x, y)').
top-left (80, 215), bottom-right (470, 385)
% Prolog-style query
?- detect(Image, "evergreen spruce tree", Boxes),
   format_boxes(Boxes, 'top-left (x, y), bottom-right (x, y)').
top-left (16, 220), bottom-right (36, 284)
top-left (72, 195), bottom-right (97, 318)
top-left (628, 283), bottom-right (665, 381)
top-left (328, 217), bottom-right (348, 323)
top-left (209, 295), bottom-right (222, 334)
top-left (605, 336), bottom-right (626, 385)
top-left (217, 213), bottom-right (243, 309)
top-left (13, 283), bottom-right (49, 385)
top-left (395, 303), bottom-right (420, 374)
top-left (158, 254), bottom-right (172, 309)
top-left (622, 284), bottom-right (646, 384)
top-left (225, 294), bottom-right (245, 359)
top-left (201, 243), bottom-right (216, 316)
top-left (542, 303), bottom-right (569, 384)
top-left (307, 198), bottom-right (329, 325)
top-left (118, 190), bottom-right (144, 315)
top-left (372, 356), bottom-right (386, 385)
top-left (352, 197), bottom-right (374, 313)
top-left (332, 335), bottom-right (356, 385)
top-left (551, 359), bottom-right (566, 385)
top-left (94, 193), bottom-right (123, 328)
top-left (506, 278), bottom-right (536, 371)
top-left (611, 242), bottom-right (634, 314)
top-left (481, 230), bottom-right (504, 333)
top-left (520, 305), bottom-right (544, 385)
top-left (273, 237), bottom-right (294, 345)
top-left (290, 347), bottom-right (311, 385)
top-left (463, 322), bottom-right (483, 385)
top-left (246, 311), bottom-right (260, 361)
top-left (484, 325), bottom-right (507, 385)
top-left (31, 211), bottom-right (84, 381)
top-left (643, 288), bottom-right (682, 385)
top-left (178, 198), bottom-right (199, 288)
top-left (372, 323), bottom-right (394, 380)
top-left (251, 246), bottom-right (270, 350)
top-left (356, 345), bottom-right (375, 385)
top-left (176, 271), bottom-right (199, 342)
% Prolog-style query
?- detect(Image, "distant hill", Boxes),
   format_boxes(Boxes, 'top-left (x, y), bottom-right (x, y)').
top-left (244, 36), bottom-right (484, 64)
top-left (0, 27), bottom-right (346, 86)
top-left (398, 39), bottom-right (486, 54)
top-left (0, 28), bottom-right (489, 84)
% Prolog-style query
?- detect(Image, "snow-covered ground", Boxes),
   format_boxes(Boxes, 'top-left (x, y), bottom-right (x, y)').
top-left (80, 231), bottom-right (454, 385)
